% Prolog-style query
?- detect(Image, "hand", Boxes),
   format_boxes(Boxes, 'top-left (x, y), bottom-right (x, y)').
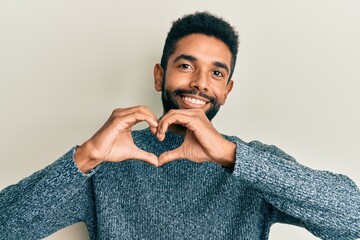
top-left (157, 109), bottom-right (236, 168)
top-left (75, 106), bottom-right (159, 173)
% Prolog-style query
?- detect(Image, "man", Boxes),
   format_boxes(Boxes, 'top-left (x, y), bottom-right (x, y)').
top-left (0, 12), bottom-right (359, 240)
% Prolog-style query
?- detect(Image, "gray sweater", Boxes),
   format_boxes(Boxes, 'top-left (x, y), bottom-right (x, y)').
top-left (0, 128), bottom-right (359, 239)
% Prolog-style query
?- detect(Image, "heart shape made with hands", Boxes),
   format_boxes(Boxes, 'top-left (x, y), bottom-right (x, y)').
top-left (128, 123), bottom-right (199, 167)
top-left (83, 107), bottom-right (235, 170)
top-left (128, 108), bottom-right (235, 167)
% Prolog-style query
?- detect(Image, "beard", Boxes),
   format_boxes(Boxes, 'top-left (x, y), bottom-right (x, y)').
top-left (161, 87), bottom-right (221, 121)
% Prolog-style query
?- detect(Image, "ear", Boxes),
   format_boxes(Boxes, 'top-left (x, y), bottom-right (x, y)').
top-left (221, 80), bottom-right (234, 105)
top-left (153, 64), bottom-right (164, 92)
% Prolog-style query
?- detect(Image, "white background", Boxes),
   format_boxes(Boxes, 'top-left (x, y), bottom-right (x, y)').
top-left (0, 0), bottom-right (359, 239)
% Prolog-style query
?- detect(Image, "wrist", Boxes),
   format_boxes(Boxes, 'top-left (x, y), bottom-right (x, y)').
top-left (217, 140), bottom-right (236, 169)
top-left (74, 142), bottom-right (102, 173)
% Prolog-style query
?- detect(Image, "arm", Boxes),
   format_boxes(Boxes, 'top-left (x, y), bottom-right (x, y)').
top-left (0, 106), bottom-right (159, 239)
top-left (0, 147), bottom-right (96, 239)
top-left (231, 138), bottom-right (360, 239)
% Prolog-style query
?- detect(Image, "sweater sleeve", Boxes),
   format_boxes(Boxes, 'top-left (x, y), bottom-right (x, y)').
top-left (230, 137), bottom-right (360, 240)
top-left (0, 147), bottom-right (97, 240)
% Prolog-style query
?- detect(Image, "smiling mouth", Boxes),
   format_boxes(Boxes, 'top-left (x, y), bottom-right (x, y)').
top-left (181, 96), bottom-right (208, 105)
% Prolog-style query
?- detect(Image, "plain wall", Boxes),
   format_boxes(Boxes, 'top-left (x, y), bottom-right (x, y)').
top-left (0, 1), bottom-right (359, 239)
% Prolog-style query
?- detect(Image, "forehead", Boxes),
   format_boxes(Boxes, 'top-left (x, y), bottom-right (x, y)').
top-left (170, 34), bottom-right (232, 67)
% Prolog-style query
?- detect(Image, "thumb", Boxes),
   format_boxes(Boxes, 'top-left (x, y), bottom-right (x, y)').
top-left (158, 147), bottom-right (183, 166)
top-left (132, 147), bottom-right (159, 167)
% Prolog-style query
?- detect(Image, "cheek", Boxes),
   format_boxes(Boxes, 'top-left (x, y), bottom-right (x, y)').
top-left (215, 88), bottom-right (230, 105)
top-left (164, 74), bottom-right (188, 90)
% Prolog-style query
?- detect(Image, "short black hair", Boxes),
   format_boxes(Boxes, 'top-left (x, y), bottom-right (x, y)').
top-left (160, 11), bottom-right (239, 80)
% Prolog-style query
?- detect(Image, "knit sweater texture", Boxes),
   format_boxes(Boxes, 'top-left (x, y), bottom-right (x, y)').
top-left (0, 128), bottom-right (359, 239)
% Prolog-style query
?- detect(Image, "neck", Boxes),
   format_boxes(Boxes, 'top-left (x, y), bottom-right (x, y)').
top-left (168, 124), bottom-right (187, 135)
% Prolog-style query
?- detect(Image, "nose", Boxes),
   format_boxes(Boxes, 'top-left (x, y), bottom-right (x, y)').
top-left (189, 70), bottom-right (208, 92)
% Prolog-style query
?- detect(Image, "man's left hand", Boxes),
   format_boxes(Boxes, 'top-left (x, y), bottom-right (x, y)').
top-left (157, 109), bottom-right (236, 168)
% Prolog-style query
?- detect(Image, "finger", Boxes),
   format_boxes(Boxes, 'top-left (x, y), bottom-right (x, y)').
top-left (158, 148), bottom-right (183, 166)
top-left (132, 147), bottom-right (159, 167)
top-left (149, 126), bottom-right (158, 135)
top-left (113, 111), bottom-right (159, 133)
top-left (157, 110), bottom-right (195, 140)
top-left (112, 105), bottom-right (158, 119)
top-left (92, 112), bottom-right (156, 145)
top-left (111, 106), bottom-right (159, 129)
top-left (157, 110), bottom-right (185, 136)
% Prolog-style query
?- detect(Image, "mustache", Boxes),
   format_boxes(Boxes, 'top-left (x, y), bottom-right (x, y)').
top-left (173, 89), bottom-right (217, 105)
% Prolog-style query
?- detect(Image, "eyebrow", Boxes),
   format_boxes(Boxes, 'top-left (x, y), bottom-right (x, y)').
top-left (173, 54), bottom-right (197, 63)
top-left (214, 61), bottom-right (230, 74)
top-left (173, 54), bottom-right (230, 74)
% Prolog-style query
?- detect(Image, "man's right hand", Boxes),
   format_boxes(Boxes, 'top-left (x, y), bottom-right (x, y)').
top-left (74, 106), bottom-right (159, 173)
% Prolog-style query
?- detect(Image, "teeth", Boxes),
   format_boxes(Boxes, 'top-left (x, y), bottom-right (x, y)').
top-left (183, 96), bottom-right (206, 105)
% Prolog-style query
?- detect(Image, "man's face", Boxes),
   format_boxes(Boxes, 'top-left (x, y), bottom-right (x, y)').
top-left (154, 33), bottom-right (234, 120)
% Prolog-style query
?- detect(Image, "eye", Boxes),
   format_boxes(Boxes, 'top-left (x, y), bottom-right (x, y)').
top-left (213, 70), bottom-right (224, 77)
top-left (179, 63), bottom-right (192, 70)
